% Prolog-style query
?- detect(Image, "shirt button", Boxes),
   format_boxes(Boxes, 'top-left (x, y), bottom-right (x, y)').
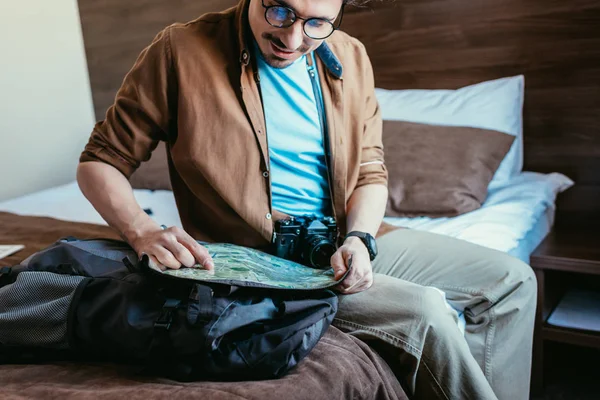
top-left (266, 213), bottom-right (272, 220)
top-left (263, 171), bottom-right (269, 178)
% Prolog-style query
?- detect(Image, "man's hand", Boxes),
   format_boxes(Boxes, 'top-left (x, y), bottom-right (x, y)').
top-left (128, 222), bottom-right (215, 271)
top-left (330, 237), bottom-right (373, 294)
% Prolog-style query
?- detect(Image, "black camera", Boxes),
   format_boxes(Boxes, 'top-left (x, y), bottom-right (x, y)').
top-left (273, 216), bottom-right (338, 269)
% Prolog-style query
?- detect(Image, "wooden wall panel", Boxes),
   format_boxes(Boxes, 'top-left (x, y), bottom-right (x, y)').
top-left (342, 0), bottom-right (600, 224)
top-left (78, 0), bottom-right (238, 120)
top-left (78, 0), bottom-right (600, 223)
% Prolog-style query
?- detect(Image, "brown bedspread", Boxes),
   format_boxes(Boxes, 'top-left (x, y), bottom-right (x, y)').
top-left (0, 212), bottom-right (407, 400)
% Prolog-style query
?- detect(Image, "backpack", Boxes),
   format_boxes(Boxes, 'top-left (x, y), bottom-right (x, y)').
top-left (0, 238), bottom-right (338, 381)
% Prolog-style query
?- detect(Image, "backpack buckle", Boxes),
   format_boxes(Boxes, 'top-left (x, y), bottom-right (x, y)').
top-left (0, 267), bottom-right (12, 287)
top-left (155, 298), bottom-right (181, 330)
top-left (187, 284), bottom-right (214, 325)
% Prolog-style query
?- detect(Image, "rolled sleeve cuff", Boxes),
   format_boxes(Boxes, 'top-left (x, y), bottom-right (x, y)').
top-left (356, 162), bottom-right (388, 188)
top-left (79, 145), bottom-right (137, 178)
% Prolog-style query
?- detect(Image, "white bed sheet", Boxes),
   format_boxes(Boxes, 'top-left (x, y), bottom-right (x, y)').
top-left (384, 172), bottom-right (574, 260)
top-left (507, 205), bottom-right (553, 263)
top-left (0, 172), bottom-right (573, 261)
top-left (0, 182), bottom-right (183, 228)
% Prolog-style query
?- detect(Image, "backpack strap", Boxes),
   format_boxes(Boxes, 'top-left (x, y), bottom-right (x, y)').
top-left (122, 257), bottom-right (138, 273)
top-left (150, 297), bottom-right (183, 364)
top-left (187, 284), bottom-right (214, 325)
top-left (0, 266), bottom-right (13, 287)
top-left (154, 298), bottom-right (181, 330)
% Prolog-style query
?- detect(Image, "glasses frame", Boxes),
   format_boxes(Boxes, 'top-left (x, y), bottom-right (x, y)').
top-left (261, 0), bottom-right (345, 40)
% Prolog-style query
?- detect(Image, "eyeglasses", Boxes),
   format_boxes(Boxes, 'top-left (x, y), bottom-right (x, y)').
top-left (261, 0), bottom-right (345, 40)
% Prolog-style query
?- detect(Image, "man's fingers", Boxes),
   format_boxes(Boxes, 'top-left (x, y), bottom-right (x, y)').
top-left (189, 244), bottom-right (214, 271)
top-left (171, 228), bottom-right (215, 270)
top-left (344, 273), bottom-right (366, 292)
top-left (168, 241), bottom-right (197, 268)
top-left (357, 276), bottom-right (374, 292)
top-left (143, 253), bottom-right (166, 272)
top-left (343, 273), bottom-right (373, 294)
top-left (152, 246), bottom-right (183, 270)
top-left (330, 251), bottom-right (347, 280)
top-left (196, 250), bottom-right (215, 271)
top-left (338, 269), bottom-right (365, 292)
top-left (335, 258), bottom-right (373, 294)
top-left (339, 274), bottom-right (373, 295)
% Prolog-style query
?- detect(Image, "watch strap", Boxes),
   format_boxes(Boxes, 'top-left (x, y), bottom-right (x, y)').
top-left (344, 231), bottom-right (377, 261)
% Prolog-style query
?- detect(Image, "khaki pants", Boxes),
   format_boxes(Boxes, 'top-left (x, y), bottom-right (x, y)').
top-left (332, 229), bottom-right (536, 400)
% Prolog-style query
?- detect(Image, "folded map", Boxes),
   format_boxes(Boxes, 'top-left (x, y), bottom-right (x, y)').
top-left (152, 242), bottom-right (346, 290)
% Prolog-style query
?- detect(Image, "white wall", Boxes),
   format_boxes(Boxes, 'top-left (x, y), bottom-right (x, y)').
top-left (0, 0), bottom-right (95, 201)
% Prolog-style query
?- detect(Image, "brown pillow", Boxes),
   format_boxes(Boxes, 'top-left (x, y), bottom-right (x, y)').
top-left (383, 121), bottom-right (515, 218)
top-left (129, 141), bottom-right (173, 190)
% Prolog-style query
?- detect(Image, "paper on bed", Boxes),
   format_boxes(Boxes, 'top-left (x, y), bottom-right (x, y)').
top-left (0, 245), bottom-right (24, 260)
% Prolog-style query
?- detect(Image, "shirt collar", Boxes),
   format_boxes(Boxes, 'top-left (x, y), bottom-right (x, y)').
top-left (235, 0), bottom-right (343, 79)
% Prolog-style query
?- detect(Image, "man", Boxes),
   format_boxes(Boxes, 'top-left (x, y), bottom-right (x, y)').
top-left (77, 0), bottom-right (537, 398)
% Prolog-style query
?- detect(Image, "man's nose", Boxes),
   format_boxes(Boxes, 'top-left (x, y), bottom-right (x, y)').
top-left (279, 21), bottom-right (304, 51)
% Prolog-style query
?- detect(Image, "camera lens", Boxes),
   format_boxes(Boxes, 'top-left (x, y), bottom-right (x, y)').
top-left (304, 235), bottom-right (336, 269)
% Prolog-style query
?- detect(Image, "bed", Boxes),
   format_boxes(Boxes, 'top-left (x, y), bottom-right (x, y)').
top-left (0, 175), bottom-right (569, 400)
top-left (0, 175), bottom-right (571, 400)
top-left (2, 0), bottom-right (598, 399)
top-left (0, 211), bottom-right (406, 400)
top-left (0, 171), bottom-right (573, 264)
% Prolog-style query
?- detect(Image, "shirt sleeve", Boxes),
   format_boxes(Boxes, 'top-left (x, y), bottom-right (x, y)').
top-left (356, 48), bottom-right (388, 189)
top-left (79, 27), bottom-right (176, 178)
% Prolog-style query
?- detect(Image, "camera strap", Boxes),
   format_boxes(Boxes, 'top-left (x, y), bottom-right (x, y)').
top-left (306, 54), bottom-right (335, 207)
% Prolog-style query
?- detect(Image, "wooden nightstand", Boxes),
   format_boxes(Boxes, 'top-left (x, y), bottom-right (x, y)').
top-left (529, 227), bottom-right (600, 394)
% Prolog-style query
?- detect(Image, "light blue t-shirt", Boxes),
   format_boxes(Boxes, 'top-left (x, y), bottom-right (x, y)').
top-left (256, 50), bottom-right (331, 217)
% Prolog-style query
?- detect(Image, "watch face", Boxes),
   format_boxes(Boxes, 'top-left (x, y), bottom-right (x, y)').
top-left (366, 234), bottom-right (378, 258)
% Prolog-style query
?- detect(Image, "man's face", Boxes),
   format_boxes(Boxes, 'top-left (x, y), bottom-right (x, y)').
top-left (248, 0), bottom-right (344, 68)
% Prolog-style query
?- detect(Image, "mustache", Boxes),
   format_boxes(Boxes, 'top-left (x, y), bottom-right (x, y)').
top-left (262, 32), bottom-right (311, 53)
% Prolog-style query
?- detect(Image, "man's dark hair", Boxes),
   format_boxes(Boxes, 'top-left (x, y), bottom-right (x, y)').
top-left (344, 0), bottom-right (381, 7)
top-left (343, 0), bottom-right (380, 5)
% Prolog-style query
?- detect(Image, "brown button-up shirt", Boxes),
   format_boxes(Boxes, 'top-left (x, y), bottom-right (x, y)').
top-left (80, 0), bottom-right (387, 248)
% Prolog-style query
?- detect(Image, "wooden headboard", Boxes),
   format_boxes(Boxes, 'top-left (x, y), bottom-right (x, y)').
top-left (78, 0), bottom-right (600, 225)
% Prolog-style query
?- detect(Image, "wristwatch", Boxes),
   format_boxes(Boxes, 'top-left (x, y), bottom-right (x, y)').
top-left (344, 231), bottom-right (378, 261)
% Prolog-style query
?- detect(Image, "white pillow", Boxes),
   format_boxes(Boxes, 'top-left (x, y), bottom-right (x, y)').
top-left (375, 75), bottom-right (525, 187)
